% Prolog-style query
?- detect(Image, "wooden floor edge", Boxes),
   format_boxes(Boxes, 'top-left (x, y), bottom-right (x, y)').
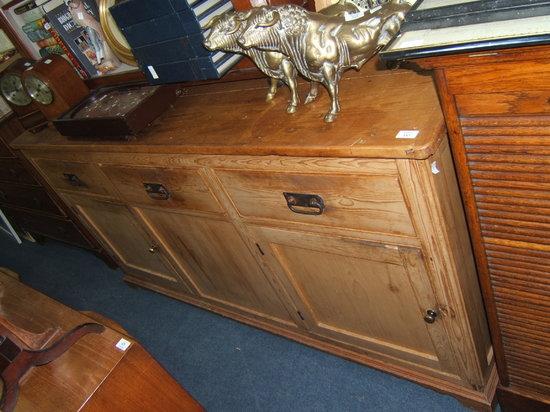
top-left (124, 275), bottom-right (495, 410)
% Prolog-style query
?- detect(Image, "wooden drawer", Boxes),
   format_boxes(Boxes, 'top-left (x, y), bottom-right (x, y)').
top-left (0, 158), bottom-right (38, 185)
top-left (446, 60), bottom-right (550, 94)
top-left (216, 169), bottom-right (415, 236)
top-left (101, 165), bottom-right (224, 214)
top-left (33, 159), bottom-right (116, 198)
top-left (455, 91), bottom-right (550, 116)
top-left (0, 181), bottom-right (62, 216)
top-left (2, 206), bottom-right (91, 248)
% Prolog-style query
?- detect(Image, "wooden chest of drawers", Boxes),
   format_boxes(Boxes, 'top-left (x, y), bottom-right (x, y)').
top-left (12, 64), bottom-right (497, 409)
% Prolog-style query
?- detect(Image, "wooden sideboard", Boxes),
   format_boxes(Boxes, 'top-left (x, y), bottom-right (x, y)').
top-left (413, 45), bottom-right (550, 412)
top-left (12, 63), bottom-right (497, 409)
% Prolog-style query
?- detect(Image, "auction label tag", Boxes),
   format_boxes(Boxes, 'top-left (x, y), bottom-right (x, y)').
top-left (115, 338), bottom-right (132, 351)
top-left (396, 130), bottom-right (419, 139)
top-left (147, 65), bottom-right (159, 79)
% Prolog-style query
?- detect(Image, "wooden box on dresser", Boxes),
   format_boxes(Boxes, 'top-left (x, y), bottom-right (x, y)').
top-left (12, 63), bottom-right (497, 409)
top-left (413, 45), bottom-right (550, 411)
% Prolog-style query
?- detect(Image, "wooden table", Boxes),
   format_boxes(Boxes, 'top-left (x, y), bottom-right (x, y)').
top-left (0, 268), bottom-right (203, 411)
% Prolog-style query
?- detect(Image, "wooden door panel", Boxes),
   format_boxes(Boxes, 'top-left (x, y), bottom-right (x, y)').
top-left (64, 195), bottom-right (189, 292)
top-left (135, 208), bottom-right (295, 326)
top-left (253, 226), bottom-right (459, 374)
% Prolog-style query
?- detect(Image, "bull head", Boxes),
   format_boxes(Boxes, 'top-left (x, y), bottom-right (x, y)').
top-left (255, 10), bottom-right (280, 28)
top-left (203, 11), bottom-right (243, 51)
top-left (237, 8), bottom-right (281, 49)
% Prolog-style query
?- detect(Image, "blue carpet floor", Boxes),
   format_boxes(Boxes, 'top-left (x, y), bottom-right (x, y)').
top-left (0, 234), bottom-right (472, 411)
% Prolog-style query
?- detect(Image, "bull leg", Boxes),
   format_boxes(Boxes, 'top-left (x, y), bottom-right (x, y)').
top-left (266, 77), bottom-right (278, 102)
top-left (281, 60), bottom-right (299, 114)
top-left (304, 82), bottom-right (319, 104)
top-left (321, 63), bottom-right (340, 123)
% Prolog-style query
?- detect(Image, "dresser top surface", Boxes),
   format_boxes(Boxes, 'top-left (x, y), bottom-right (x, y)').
top-left (12, 61), bottom-right (445, 160)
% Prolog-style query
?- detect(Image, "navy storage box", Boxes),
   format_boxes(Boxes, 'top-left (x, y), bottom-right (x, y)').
top-left (110, 0), bottom-right (241, 84)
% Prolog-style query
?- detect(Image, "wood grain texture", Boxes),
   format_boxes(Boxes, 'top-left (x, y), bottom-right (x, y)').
top-left (33, 159), bottom-right (117, 198)
top-left (0, 268), bottom-right (203, 412)
top-left (62, 194), bottom-right (190, 293)
top-left (14, 63), bottom-right (495, 409)
top-left (0, 269), bottom-right (125, 411)
top-left (416, 44), bottom-right (550, 408)
top-left (82, 344), bottom-right (203, 412)
top-left (251, 225), bottom-right (457, 374)
top-left (215, 168), bottom-right (416, 237)
top-left (102, 164), bottom-right (225, 214)
top-left (11, 61), bottom-right (445, 160)
top-left (135, 207), bottom-right (296, 327)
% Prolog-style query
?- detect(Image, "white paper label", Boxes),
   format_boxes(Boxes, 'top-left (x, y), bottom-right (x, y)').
top-left (396, 130), bottom-right (419, 139)
top-left (369, 5), bottom-right (382, 13)
top-left (344, 10), bottom-right (365, 21)
top-left (44, 22), bottom-right (51, 30)
top-left (77, 12), bottom-right (84, 19)
top-left (115, 338), bottom-right (131, 351)
top-left (147, 65), bottom-right (159, 79)
top-left (44, 59), bottom-right (52, 64)
top-left (249, 0), bottom-right (267, 6)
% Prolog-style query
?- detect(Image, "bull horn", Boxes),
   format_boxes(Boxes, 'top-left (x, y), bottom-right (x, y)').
top-left (256, 11), bottom-right (280, 28)
top-left (203, 15), bottom-right (221, 29)
top-left (226, 20), bottom-right (241, 35)
top-left (236, 9), bottom-right (253, 21)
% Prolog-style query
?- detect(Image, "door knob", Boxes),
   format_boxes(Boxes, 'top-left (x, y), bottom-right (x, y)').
top-left (424, 309), bottom-right (438, 324)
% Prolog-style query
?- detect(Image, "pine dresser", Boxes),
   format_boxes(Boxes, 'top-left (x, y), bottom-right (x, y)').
top-left (11, 61), bottom-right (498, 409)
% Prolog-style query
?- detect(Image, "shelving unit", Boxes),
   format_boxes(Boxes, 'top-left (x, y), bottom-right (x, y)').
top-left (0, 0), bottom-right (137, 79)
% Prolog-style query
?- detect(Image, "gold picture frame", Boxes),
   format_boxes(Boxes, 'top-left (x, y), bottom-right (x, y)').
top-left (99, 0), bottom-right (137, 66)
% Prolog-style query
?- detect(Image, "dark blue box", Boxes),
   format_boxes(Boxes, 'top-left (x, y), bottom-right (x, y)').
top-left (120, 12), bottom-right (197, 48)
top-left (109, 0), bottom-right (176, 27)
top-left (110, 0), bottom-right (240, 82)
top-left (133, 34), bottom-right (209, 66)
top-left (140, 60), bottom-right (202, 84)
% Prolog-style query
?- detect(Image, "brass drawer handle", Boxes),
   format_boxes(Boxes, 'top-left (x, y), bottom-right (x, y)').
top-left (283, 192), bottom-right (324, 215)
top-left (143, 183), bottom-right (170, 200)
top-left (63, 173), bottom-right (86, 187)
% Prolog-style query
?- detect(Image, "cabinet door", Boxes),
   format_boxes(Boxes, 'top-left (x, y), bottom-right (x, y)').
top-left (65, 195), bottom-right (191, 293)
top-left (252, 226), bottom-right (460, 377)
top-left (134, 208), bottom-right (296, 328)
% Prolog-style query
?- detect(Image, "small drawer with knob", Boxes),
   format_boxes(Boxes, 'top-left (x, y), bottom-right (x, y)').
top-left (215, 169), bottom-right (416, 237)
top-left (33, 159), bottom-right (117, 198)
top-left (101, 165), bottom-right (224, 214)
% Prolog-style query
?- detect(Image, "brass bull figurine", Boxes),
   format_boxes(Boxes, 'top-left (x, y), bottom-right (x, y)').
top-left (238, 1), bottom-right (411, 122)
top-left (203, 1), bottom-right (361, 114)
